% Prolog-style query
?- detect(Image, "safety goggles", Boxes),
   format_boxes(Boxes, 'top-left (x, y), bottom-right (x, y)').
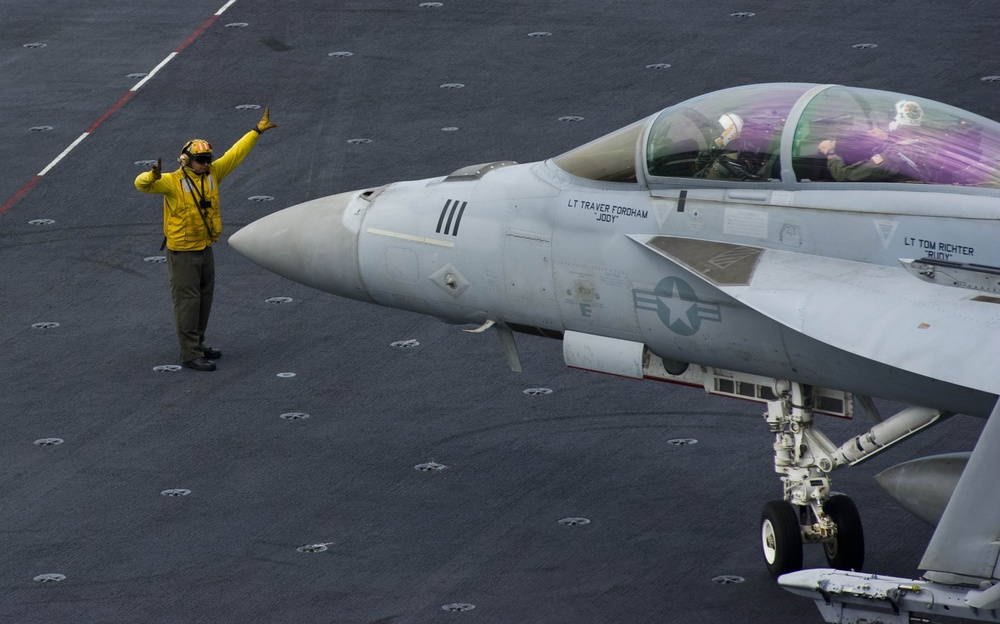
top-left (191, 154), bottom-right (213, 165)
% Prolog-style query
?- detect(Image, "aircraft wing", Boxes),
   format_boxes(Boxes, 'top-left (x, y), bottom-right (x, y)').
top-left (920, 397), bottom-right (1000, 585)
top-left (630, 235), bottom-right (1000, 395)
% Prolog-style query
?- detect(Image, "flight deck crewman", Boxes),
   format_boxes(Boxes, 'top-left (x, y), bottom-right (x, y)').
top-left (134, 108), bottom-right (277, 371)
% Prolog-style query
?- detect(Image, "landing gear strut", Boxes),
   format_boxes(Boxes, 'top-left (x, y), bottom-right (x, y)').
top-left (759, 381), bottom-right (941, 578)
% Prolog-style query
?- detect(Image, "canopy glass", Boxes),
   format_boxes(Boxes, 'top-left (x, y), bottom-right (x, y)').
top-left (553, 83), bottom-right (1000, 189)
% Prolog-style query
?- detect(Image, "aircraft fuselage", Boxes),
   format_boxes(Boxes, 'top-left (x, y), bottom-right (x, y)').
top-left (288, 160), bottom-right (998, 418)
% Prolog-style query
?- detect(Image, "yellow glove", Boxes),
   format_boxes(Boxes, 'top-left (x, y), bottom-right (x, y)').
top-left (255, 107), bottom-right (277, 134)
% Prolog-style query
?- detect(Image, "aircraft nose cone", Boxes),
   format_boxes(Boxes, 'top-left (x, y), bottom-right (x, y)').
top-left (229, 190), bottom-right (374, 303)
top-left (874, 452), bottom-right (968, 528)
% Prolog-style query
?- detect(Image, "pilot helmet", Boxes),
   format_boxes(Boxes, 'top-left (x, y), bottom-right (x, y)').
top-left (715, 113), bottom-right (744, 148)
top-left (180, 139), bottom-right (213, 165)
top-left (890, 100), bottom-right (923, 131)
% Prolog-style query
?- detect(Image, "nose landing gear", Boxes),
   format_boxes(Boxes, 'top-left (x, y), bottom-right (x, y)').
top-left (759, 382), bottom-right (941, 578)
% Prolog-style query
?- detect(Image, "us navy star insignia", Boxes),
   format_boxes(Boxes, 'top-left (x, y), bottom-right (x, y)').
top-left (633, 277), bottom-right (722, 336)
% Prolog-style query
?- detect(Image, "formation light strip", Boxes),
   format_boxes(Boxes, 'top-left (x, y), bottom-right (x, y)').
top-left (366, 228), bottom-right (456, 248)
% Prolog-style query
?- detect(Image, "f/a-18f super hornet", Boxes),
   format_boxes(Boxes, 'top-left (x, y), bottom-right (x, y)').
top-left (231, 83), bottom-right (1000, 623)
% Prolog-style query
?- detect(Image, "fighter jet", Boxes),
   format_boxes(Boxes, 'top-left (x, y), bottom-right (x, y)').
top-left (230, 83), bottom-right (1000, 623)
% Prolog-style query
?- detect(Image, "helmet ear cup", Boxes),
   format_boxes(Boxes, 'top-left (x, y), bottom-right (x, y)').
top-left (179, 139), bottom-right (194, 166)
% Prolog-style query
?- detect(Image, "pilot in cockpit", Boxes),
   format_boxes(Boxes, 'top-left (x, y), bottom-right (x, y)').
top-left (818, 100), bottom-right (929, 182)
top-left (695, 113), bottom-right (775, 181)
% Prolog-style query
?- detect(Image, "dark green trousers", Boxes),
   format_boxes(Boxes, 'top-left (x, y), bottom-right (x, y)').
top-left (167, 247), bottom-right (215, 362)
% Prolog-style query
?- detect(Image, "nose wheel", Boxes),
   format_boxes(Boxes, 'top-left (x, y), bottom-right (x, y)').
top-left (760, 495), bottom-right (864, 578)
top-left (761, 500), bottom-right (803, 578)
top-left (821, 494), bottom-right (864, 571)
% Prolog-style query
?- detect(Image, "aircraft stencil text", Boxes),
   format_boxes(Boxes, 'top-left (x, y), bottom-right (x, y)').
top-left (903, 237), bottom-right (974, 261)
top-left (568, 198), bottom-right (648, 224)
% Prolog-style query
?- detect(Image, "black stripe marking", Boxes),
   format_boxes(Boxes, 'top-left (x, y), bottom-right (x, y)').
top-left (443, 200), bottom-right (459, 235)
top-left (677, 190), bottom-right (687, 213)
top-left (451, 201), bottom-right (468, 235)
top-left (436, 199), bottom-right (452, 233)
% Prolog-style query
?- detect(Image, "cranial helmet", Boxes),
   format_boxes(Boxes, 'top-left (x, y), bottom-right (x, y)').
top-left (715, 113), bottom-right (744, 148)
top-left (892, 100), bottom-right (923, 129)
top-left (180, 139), bottom-right (213, 165)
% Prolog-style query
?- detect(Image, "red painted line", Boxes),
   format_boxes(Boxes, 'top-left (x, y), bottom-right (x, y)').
top-left (86, 90), bottom-right (136, 134)
top-left (0, 3), bottom-right (236, 217)
top-left (0, 176), bottom-right (42, 215)
top-left (176, 13), bottom-right (221, 54)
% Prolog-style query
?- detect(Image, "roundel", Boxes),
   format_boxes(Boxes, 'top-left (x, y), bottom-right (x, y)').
top-left (634, 276), bottom-right (722, 336)
top-left (653, 277), bottom-right (702, 336)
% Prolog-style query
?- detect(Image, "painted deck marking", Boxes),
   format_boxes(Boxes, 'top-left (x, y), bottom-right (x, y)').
top-left (0, 1), bottom-right (239, 216)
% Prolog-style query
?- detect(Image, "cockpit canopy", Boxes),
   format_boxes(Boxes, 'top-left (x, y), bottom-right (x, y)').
top-left (552, 83), bottom-right (1000, 189)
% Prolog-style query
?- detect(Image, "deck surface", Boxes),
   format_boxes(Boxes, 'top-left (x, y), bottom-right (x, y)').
top-left (2, 2), bottom-right (996, 622)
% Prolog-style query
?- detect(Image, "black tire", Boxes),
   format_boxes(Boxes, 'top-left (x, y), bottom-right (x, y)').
top-left (823, 494), bottom-right (865, 571)
top-left (760, 500), bottom-right (803, 578)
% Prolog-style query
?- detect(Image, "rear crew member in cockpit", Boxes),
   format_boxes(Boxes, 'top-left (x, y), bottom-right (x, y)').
top-left (818, 100), bottom-right (928, 182)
